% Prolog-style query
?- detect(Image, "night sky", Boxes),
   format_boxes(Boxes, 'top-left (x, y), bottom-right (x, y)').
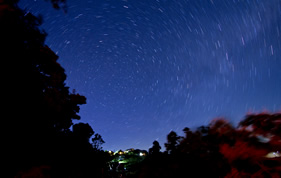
top-left (19, 0), bottom-right (281, 151)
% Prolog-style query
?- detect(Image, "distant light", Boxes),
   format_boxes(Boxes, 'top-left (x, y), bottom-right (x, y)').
top-left (265, 151), bottom-right (280, 158)
top-left (139, 152), bottom-right (145, 156)
top-left (119, 160), bottom-right (128, 164)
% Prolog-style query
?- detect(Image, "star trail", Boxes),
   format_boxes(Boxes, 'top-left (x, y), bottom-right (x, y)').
top-left (20, 0), bottom-right (281, 151)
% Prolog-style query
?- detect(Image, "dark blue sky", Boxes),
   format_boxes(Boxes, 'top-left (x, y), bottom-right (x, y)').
top-left (20, 0), bottom-right (281, 151)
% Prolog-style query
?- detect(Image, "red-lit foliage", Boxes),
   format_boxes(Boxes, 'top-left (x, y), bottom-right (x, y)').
top-left (220, 140), bottom-right (268, 163)
top-left (217, 112), bottom-right (281, 177)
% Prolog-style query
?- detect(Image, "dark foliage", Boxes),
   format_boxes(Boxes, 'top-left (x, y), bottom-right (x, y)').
top-left (92, 133), bottom-right (105, 151)
top-left (149, 140), bottom-right (161, 156)
top-left (164, 131), bottom-right (182, 155)
top-left (1, 1), bottom-right (106, 177)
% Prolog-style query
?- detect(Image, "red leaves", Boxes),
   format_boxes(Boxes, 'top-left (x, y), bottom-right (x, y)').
top-left (220, 140), bottom-right (268, 163)
top-left (218, 113), bottom-right (281, 176)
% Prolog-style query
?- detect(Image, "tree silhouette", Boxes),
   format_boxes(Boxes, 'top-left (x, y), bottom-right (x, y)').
top-left (164, 131), bottom-right (181, 155)
top-left (149, 140), bottom-right (161, 155)
top-left (73, 122), bottom-right (94, 137)
top-left (1, 1), bottom-right (105, 177)
top-left (92, 133), bottom-right (105, 151)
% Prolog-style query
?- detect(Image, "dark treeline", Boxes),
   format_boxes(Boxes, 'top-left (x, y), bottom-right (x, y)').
top-left (1, 0), bottom-right (281, 177)
top-left (1, 0), bottom-right (108, 177)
